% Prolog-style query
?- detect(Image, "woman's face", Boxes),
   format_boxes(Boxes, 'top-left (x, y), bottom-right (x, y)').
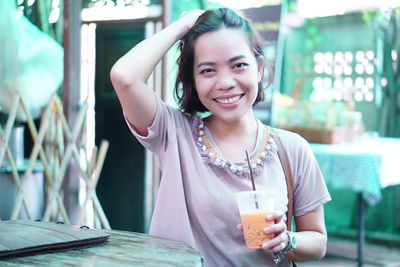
top-left (193, 29), bottom-right (263, 123)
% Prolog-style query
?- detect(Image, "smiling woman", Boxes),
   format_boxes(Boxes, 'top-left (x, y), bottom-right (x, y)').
top-left (175, 9), bottom-right (266, 115)
top-left (192, 29), bottom-right (262, 126)
top-left (110, 7), bottom-right (331, 267)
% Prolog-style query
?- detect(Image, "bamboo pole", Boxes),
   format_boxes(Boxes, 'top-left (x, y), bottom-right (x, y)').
top-left (77, 140), bottom-right (110, 229)
top-left (42, 101), bottom-right (88, 220)
top-left (90, 140), bottom-right (110, 229)
top-left (20, 95), bottom-right (55, 187)
top-left (0, 95), bottom-right (20, 165)
top-left (11, 96), bottom-right (56, 219)
top-left (4, 143), bottom-right (32, 219)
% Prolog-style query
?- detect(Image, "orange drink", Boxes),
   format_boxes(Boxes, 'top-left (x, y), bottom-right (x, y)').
top-left (234, 190), bottom-right (276, 249)
top-left (240, 212), bottom-right (274, 249)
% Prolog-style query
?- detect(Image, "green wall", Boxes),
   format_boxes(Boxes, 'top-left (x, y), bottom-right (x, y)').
top-left (281, 13), bottom-right (379, 131)
top-left (281, 12), bottom-right (400, 243)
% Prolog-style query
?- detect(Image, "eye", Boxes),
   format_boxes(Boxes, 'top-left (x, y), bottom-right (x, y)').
top-left (199, 68), bottom-right (214, 74)
top-left (233, 62), bottom-right (249, 69)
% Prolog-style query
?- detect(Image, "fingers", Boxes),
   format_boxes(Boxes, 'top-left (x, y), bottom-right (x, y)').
top-left (179, 9), bottom-right (205, 33)
top-left (266, 210), bottom-right (285, 224)
top-left (262, 231), bottom-right (288, 253)
top-left (264, 210), bottom-right (286, 238)
top-left (179, 9), bottom-right (204, 19)
top-left (237, 210), bottom-right (289, 253)
top-left (264, 221), bottom-right (286, 236)
top-left (262, 210), bottom-right (288, 253)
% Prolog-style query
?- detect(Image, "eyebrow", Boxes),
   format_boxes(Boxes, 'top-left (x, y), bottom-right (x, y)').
top-left (196, 55), bottom-right (247, 68)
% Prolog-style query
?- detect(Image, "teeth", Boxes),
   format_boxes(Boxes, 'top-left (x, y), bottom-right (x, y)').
top-left (216, 95), bottom-right (240, 104)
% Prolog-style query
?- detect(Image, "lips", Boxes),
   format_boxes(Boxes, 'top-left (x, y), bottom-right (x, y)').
top-left (214, 94), bottom-right (244, 104)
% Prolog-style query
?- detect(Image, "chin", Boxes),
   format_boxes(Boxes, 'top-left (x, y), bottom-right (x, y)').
top-left (213, 110), bottom-right (250, 123)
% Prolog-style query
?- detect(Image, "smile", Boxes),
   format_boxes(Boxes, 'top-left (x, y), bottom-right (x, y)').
top-left (214, 94), bottom-right (243, 104)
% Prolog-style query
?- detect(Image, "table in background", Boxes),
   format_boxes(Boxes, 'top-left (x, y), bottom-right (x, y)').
top-left (0, 229), bottom-right (203, 266)
top-left (311, 137), bottom-right (400, 267)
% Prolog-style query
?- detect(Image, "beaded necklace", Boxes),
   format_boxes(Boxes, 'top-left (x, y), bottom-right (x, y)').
top-left (192, 116), bottom-right (277, 178)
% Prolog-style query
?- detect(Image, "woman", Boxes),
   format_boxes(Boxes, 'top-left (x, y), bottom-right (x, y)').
top-left (110, 8), bottom-right (331, 266)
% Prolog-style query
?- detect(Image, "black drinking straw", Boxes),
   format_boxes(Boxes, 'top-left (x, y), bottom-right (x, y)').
top-left (245, 150), bottom-right (259, 209)
top-left (245, 150), bottom-right (256, 191)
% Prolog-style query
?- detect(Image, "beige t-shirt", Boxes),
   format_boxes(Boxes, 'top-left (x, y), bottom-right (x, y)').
top-left (126, 96), bottom-right (331, 267)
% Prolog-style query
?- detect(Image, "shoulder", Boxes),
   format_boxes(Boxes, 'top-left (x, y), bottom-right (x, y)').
top-left (155, 95), bottom-right (194, 124)
top-left (130, 96), bottom-right (195, 147)
top-left (270, 127), bottom-right (317, 172)
top-left (272, 128), bottom-right (310, 153)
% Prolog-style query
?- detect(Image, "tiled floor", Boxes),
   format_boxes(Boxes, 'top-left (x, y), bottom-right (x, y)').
top-left (299, 237), bottom-right (400, 267)
top-left (299, 256), bottom-right (372, 267)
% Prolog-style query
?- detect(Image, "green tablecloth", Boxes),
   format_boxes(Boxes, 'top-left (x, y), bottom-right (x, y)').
top-left (311, 143), bottom-right (381, 205)
top-left (311, 138), bottom-right (400, 238)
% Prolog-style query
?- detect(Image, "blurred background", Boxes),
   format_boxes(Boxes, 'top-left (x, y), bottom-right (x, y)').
top-left (0, 0), bottom-right (400, 266)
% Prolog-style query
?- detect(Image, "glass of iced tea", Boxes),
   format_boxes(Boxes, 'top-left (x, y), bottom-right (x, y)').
top-left (234, 189), bottom-right (276, 249)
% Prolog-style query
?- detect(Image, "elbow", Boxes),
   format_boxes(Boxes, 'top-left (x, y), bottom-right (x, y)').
top-left (110, 64), bottom-right (145, 94)
top-left (315, 234), bottom-right (327, 260)
top-left (295, 232), bottom-right (327, 262)
top-left (316, 245), bottom-right (327, 260)
top-left (110, 64), bottom-right (129, 92)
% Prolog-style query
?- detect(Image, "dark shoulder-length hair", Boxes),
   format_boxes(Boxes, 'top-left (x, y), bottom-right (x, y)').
top-left (175, 8), bottom-right (269, 114)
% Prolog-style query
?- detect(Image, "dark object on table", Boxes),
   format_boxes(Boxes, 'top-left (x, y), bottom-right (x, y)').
top-left (0, 220), bottom-right (109, 258)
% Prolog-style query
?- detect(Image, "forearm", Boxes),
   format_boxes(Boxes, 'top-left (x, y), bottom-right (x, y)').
top-left (111, 20), bottom-right (186, 86)
top-left (285, 230), bottom-right (327, 262)
top-left (262, 207), bottom-right (328, 262)
top-left (109, 10), bottom-right (203, 134)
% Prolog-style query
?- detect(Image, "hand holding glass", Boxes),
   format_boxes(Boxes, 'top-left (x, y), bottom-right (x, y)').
top-left (234, 189), bottom-right (276, 249)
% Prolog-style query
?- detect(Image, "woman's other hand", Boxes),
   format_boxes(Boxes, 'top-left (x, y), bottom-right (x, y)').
top-left (236, 210), bottom-right (288, 253)
top-left (261, 210), bottom-right (288, 253)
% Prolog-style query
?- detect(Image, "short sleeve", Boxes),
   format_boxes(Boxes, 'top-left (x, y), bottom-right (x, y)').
top-left (123, 95), bottom-right (177, 153)
top-left (276, 129), bottom-right (332, 217)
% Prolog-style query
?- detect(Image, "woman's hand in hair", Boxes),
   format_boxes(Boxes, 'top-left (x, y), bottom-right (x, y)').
top-left (178, 9), bottom-right (205, 36)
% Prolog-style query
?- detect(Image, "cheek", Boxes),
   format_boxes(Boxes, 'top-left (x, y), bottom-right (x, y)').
top-left (194, 78), bottom-right (210, 96)
top-left (241, 73), bottom-right (258, 91)
top-left (250, 71), bottom-right (261, 89)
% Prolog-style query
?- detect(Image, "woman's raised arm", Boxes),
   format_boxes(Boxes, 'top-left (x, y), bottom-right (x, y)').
top-left (110, 10), bottom-right (204, 136)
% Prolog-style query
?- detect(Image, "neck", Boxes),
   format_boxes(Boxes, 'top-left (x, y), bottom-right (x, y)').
top-left (205, 112), bottom-right (258, 143)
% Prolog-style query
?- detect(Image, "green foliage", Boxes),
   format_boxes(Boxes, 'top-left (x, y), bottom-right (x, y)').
top-left (16, 0), bottom-right (63, 44)
top-left (287, 0), bottom-right (296, 13)
top-left (364, 7), bottom-right (400, 137)
top-left (171, 0), bottom-right (222, 22)
top-left (82, 0), bottom-right (162, 8)
top-left (361, 10), bottom-right (379, 25)
top-left (282, 17), bottom-right (321, 98)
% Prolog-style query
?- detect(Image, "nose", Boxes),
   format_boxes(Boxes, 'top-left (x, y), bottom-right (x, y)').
top-left (215, 71), bottom-right (236, 90)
